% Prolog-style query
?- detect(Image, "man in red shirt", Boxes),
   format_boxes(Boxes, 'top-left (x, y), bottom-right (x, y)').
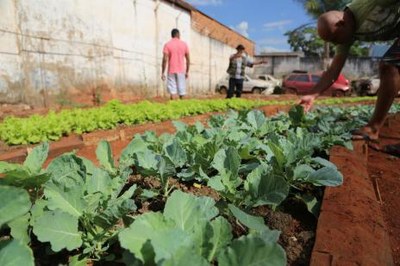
top-left (161, 28), bottom-right (190, 100)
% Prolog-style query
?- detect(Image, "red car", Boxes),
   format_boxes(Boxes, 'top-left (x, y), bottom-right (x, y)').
top-left (282, 71), bottom-right (351, 96)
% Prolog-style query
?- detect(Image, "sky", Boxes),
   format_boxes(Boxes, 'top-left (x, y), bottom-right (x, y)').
top-left (186, 0), bottom-right (314, 53)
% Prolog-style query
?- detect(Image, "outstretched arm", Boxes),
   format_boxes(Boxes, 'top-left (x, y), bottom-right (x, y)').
top-left (311, 53), bottom-right (347, 94)
top-left (251, 59), bottom-right (267, 66)
top-left (299, 52), bottom-right (348, 111)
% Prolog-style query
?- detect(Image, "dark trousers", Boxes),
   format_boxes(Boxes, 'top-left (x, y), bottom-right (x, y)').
top-left (227, 78), bottom-right (244, 98)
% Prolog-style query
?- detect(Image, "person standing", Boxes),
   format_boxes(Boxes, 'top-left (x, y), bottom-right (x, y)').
top-left (226, 44), bottom-right (265, 98)
top-left (161, 28), bottom-right (190, 100)
top-left (298, 0), bottom-right (400, 156)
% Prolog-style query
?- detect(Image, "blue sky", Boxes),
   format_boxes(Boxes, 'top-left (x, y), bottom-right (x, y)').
top-left (186, 0), bottom-right (314, 53)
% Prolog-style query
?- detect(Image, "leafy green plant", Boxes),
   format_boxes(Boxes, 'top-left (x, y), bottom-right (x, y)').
top-left (0, 142), bottom-right (50, 193)
top-left (29, 146), bottom-right (137, 262)
top-left (119, 190), bottom-right (286, 266)
top-left (0, 239), bottom-right (34, 266)
top-left (0, 97), bottom-right (388, 145)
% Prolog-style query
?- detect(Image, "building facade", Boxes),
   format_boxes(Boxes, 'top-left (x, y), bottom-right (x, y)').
top-left (0, 0), bottom-right (254, 106)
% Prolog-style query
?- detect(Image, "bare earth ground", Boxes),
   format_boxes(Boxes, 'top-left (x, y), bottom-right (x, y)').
top-left (368, 116), bottom-right (400, 265)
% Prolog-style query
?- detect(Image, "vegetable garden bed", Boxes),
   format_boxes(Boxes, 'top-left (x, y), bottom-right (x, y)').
top-left (1, 101), bottom-right (399, 265)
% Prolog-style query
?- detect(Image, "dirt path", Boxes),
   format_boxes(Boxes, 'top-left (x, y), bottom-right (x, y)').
top-left (368, 115), bottom-right (400, 265)
top-left (311, 114), bottom-right (400, 266)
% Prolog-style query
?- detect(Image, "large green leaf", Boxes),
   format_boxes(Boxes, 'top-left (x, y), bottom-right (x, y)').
top-left (85, 167), bottom-right (112, 196)
top-left (94, 198), bottom-right (136, 229)
top-left (29, 199), bottom-right (46, 226)
top-left (23, 142), bottom-right (49, 173)
top-left (172, 120), bottom-right (188, 132)
top-left (119, 212), bottom-right (193, 264)
top-left (0, 240), bottom-right (34, 266)
top-left (245, 166), bottom-right (290, 206)
top-left (119, 137), bottom-right (149, 168)
top-left (0, 186), bottom-right (31, 228)
top-left (44, 184), bottom-right (86, 218)
top-left (162, 248), bottom-right (209, 266)
top-left (135, 150), bottom-right (159, 176)
top-left (307, 166), bottom-right (343, 186)
top-left (158, 156), bottom-right (177, 185)
top-left (300, 194), bottom-right (321, 217)
top-left (293, 164), bottom-right (314, 181)
top-left (246, 110), bottom-right (266, 130)
top-left (0, 169), bottom-right (50, 190)
top-left (32, 210), bottom-right (82, 252)
top-left (218, 235), bottom-right (286, 266)
top-left (0, 161), bottom-right (19, 173)
top-left (164, 190), bottom-right (219, 232)
top-left (228, 204), bottom-right (268, 232)
top-left (163, 139), bottom-right (187, 168)
top-left (212, 147), bottom-right (240, 176)
top-left (228, 204), bottom-right (281, 244)
top-left (95, 140), bottom-right (115, 173)
top-left (206, 217), bottom-right (233, 262)
top-left (8, 213), bottom-right (30, 244)
top-left (46, 154), bottom-right (86, 188)
top-left (267, 142), bottom-right (286, 169)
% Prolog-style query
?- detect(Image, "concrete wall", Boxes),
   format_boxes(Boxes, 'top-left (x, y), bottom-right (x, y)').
top-left (0, 0), bottom-right (248, 107)
top-left (254, 55), bottom-right (379, 79)
top-left (190, 30), bottom-right (235, 94)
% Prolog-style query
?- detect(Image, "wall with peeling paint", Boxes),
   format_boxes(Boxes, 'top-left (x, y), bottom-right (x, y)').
top-left (0, 0), bottom-right (238, 107)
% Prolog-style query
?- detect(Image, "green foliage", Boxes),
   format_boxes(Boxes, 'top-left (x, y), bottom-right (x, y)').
top-left (285, 25), bottom-right (369, 57)
top-left (119, 190), bottom-right (285, 265)
top-left (295, 0), bottom-right (351, 19)
top-left (0, 240), bottom-right (34, 266)
top-left (0, 186), bottom-right (31, 228)
top-left (1, 102), bottom-right (399, 264)
top-left (33, 210), bottom-right (82, 251)
top-left (31, 151), bottom-right (137, 259)
top-left (217, 235), bottom-right (286, 266)
top-left (0, 143), bottom-right (50, 190)
top-left (0, 99), bottom-right (267, 145)
top-left (285, 26), bottom-right (324, 56)
top-left (0, 97), bottom-right (378, 145)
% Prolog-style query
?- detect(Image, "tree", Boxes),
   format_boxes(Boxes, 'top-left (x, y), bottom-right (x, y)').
top-left (285, 25), bottom-right (369, 57)
top-left (292, 0), bottom-right (352, 68)
top-left (285, 25), bottom-right (324, 57)
top-left (295, 0), bottom-right (351, 18)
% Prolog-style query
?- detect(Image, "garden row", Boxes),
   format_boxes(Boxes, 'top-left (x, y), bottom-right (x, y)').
top-left (1, 103), bottom-right (399, 265)
top-left (0, 97), bottom-right (376, 145)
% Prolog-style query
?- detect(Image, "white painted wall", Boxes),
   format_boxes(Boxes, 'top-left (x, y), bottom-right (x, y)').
top-left (0, 0), bottom-right (234, 106)
top-left (190, 30), bottom-right (235, 94)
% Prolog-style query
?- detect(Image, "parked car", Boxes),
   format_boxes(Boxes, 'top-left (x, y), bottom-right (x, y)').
top-left (257, 74), bottom-right (282, 87)
top-left (352, 76), bottom-right (400, 97)
top-left (215, 75), bottom-right (275, 95)
top-left (256, 74), bottom-right (283, 94)
top-left (282, 71), bottom-right (351, 96)
top-left (352, 76), bottom-right (380, 96)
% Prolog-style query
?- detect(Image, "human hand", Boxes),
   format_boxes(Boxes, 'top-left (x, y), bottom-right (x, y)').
top-left (161, 74), bottom-right (166, 81)
top-left (185, 72), bottom-right (189, 79)
top-left (298, 94), bottom-right (317, 112)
